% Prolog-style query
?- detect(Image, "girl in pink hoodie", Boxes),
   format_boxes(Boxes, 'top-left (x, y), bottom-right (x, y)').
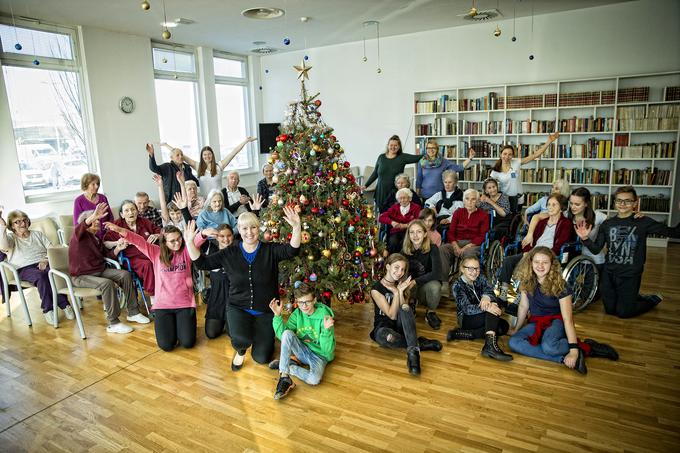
top-left (104, 220), bottom-right (210, 351)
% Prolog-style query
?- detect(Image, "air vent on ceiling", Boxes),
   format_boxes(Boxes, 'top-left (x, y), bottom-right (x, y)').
top-left (461, 8), bottom-right (502, 21)
top-left (242, 7), bottom-right (285, 20)
top-left (251, 47), bottom-right (278, 54)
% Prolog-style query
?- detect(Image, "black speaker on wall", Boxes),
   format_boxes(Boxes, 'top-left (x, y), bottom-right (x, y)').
top-left (258, 123), bottom-right (281, 154)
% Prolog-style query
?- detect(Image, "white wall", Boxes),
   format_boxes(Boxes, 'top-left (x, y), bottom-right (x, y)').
top-left (258, 0), bottom-right (680, 220)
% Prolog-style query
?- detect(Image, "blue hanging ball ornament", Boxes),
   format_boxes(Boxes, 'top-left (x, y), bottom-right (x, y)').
top-left (283, 37), bottom-right (291, 46)
top-left (310, 150), bottom-right (316, 157)
top-left (265, 69), bottom-right (269, 74)
top-left (512, 36), bottom-right (517, 42)
top-left (348, 225), bottom-right (355, 233)
top-left (304, 55), bottom-right (309, 61)
top-left (294, 280), bottom-right (302, 289)
top-left (33, 59), bottom-right (40, 66)
top-left (311, 136), bottom-right (318, 143)
top-left (309, 273), bottom-right (317, 282)
top-left (14, 43), bottom-right (22, 51)
top-left (529, 54), bottom-right (534, 60)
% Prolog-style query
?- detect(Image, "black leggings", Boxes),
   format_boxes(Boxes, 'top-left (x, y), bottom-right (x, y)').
top-left (600, 269), bottom-right (658, 318)
top-left (154, 308), bottom-right (197, 351)
top-left (227, 306), bottom-right (275, 364)
top-left (373, 305), bottom-right (418, 350)
top-left (461, 312), bottom-right (510, 339)
top-left (205, 319), bottom-right (229, 339)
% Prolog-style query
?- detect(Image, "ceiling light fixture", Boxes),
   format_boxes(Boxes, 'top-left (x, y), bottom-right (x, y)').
top-left (241, 7), bottom-right (285, 20)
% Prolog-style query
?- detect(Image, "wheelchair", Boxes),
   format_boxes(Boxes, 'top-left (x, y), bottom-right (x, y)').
top-left (482, 210), bottom-right (523, 284)
top-left (118, 251), bottom-right (153, 317)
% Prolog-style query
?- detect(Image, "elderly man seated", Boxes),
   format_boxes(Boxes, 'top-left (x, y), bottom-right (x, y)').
top-left (135, 191), bottom-right (163, 228)
top-left (424, 169), bottom-right (464, 234)
top-left (70, 203), bottom-right (150, 334)
top-left (222, 171), bottom-right (252, 217)
top-left (438, 188), bottom-right (489, 294)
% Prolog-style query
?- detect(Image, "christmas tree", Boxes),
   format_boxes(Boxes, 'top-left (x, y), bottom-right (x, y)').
top-left (260, 60), bottom-right (385, 305)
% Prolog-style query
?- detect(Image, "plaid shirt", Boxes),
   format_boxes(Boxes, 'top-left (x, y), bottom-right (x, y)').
top-left (139, 207), bottom-right (163, 229)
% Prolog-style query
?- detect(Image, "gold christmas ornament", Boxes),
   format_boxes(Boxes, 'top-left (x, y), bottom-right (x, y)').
top-left (301, 231), bottom-right (311, 243)
top-left (334, 216), bottom-right (342, 224)
top-left (322, 249), bottom-right (332, 258)
top-left (141, 0), bottom-right (151, 11)
top-left (162, 29), bottom-right (171, 40)
top-left (307, 254), bottom-right (315, 261)
top-left (330, 240), bottom-right (339, 250)
top-left (493, 25), bottom-right (501, 37)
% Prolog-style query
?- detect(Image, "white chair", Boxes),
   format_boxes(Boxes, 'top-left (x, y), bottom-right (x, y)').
top-left (47, 246), bottom-right (122, 339)
top-left (0, 259), bottom-right (34, 326)
top-left (57, 225), bottom-right (75, 246)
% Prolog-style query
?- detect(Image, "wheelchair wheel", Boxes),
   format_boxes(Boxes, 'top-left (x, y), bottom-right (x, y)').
top-left (485, 240), bottom-right (504, 285)
top-left (508, 213), bottom-right (524, 243)
top-left (562, 255), bottom-right (599, 312)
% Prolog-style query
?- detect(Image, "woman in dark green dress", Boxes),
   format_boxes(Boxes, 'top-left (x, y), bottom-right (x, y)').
top-left (365, 135), bottom-right (422, 212)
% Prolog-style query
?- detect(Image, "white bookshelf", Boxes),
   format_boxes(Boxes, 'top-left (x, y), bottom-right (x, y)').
top-left (413, 72), bottom-right (680, 246)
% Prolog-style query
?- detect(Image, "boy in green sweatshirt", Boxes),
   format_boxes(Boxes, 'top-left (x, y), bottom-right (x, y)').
top-left (269, 283), bottom-right (335, 400)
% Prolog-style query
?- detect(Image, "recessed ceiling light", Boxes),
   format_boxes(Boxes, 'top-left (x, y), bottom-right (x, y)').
top-left (251, 47), bottom-right (278, 54)
top-left (161, 21), bottom-right (179, 28)
top-left (253, 41), bottom-right (267, 45)
top-left (242, 7), bottom-right (285, 20)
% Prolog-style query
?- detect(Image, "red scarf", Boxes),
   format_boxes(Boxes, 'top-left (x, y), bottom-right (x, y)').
top-left (527, 314), bottom-right (591, 355)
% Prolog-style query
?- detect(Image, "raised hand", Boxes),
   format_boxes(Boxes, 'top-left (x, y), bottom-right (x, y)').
top-left (0, 206), bottom-right (7, 227)
top-left (468, 148), bottom-right (476, 159)
top-left (246, 136), bottom-right (257, 143)
top-left (201, 227), bottom-right (218, 237)
top-left (173, 191), bottom-right (187, 210)
top-left (323, 315), bottom-right (335, 330)
top-left (282, 205), bottom-right (300, 229)
top-left (183, 220), bottom-right (198, 244)
top-left (146, 143), bottom-right (155, 157)
top-left (574, 220), bottom-right (592, 240)
top-left (269, 298), bottom-right (282, 316)
top-left (248, 193), bottom-right (264, 211)
top-left (397, 276), bottom-right (412, 293)
top-left (104, 222), bottom-right (125, 235)
top-left (152, 174), bottom-right (162, 186)
top-left (175, 171), bottom-right (185, 184)
top-left (548, 132), bottom-right (560, 142)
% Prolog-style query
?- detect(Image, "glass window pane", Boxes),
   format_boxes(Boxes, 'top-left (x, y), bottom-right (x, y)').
top-left (213, 57), bottom-right (244, 78)
top-left (152, 48), bottom-right (195, 73)
top-left (215, 84), bottom-right (250, 170)
top-left (154, 79), bottom-right (200, 162)
top-left (0, 24), bottom-right (73, 60)
top-left (2, 66), bottom-right (89, 197)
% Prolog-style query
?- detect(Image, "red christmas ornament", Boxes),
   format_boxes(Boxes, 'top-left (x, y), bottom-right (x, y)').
top-left (326, 197), bottom-right (334, 206)
top-left (314, 99), bottom-right (322, 107)
top-left (343, 161), bottom-right (350, 168)
top-left (347, 174), bottom-right (355, 183)
top-left (311, 207), bottom-right (319, 214)
top-left (306, 177), bottom-right (314, 185)
top-left (278, 287), bottom-right (286, 296)
top-left (342, 199), bottom-right (349, 207)
top-left (322, 290), bottom-right (332, 299)
top-left (369, 248), bottom-right (378, 257)
top-left (352, 292), bottom-right (363, 303)
top-left (281, 134), bottom-right (288, 141)
top-left (286, 233), bottom-right (292, 240)
top-left (361, 272), bottom-right (369, 279)
top-left (354, 251), bottom-right (361, 258)
top-left (288, 179), bottom-right (295, 186)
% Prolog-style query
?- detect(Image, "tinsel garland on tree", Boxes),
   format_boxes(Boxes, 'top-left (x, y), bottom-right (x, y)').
top-left (260, 60), bottom-right (385, 305)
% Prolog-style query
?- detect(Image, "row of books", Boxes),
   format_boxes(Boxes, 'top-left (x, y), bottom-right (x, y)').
top-left (459, 92), bottom-right (500, 111)
top-left (613, 168), bottom-right (673, 186)
top-left (521, 168), bottom-right (612, 185)
top-left (634, 195), bottom-right (672, 212)
top-left (555, 140), bottom-right (612, 159)
top-left (612, 142), bottom-right (675, 158)
top-left (459, 120), bottom-right (503, 135)
top-left (518, 143), bottom-right (557, 158)
top-left (664, 86), bottom-right (680, 102)
top-left (416, 118), bottom-right (457, 136)
top-left (460, 140), bottom-right (504, 158)
top-left (559, 116), bottom-right (614, 133)
top-left (618, 104), bottom-right (680, 119)
top-left (414, 95), bottom-right (457, 113)
top-left (499, 94), bottom-right (556, 109)
top-left (617, 87), bottom-right (650, 103)
top-left (505, 119), bottom-right (556, 134)
top-left (617, 118), bottom-right (680, 131)
top-left (461, 163), bottom-right (491, 182)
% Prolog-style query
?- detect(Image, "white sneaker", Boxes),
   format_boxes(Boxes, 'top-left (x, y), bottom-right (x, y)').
top-left (106, 322), bottom-right (133, 334)
top-left (127, 313), bottom-right (151, 324)
top-left (63, 305), bottom-right (75, 320)
top-left (43, 310), bottom-right (57, 325)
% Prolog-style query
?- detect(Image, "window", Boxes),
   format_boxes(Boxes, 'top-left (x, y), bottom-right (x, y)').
top-left (213, 53), bottom-right (252, 171)
top-left (0, 22), bottom-right (91, 198)
top-left (152, 44), bottom-right (201, 162)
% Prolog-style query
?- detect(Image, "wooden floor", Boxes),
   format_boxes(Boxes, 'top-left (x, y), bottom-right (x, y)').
top-left (1, 246), bottom-right (679, 453)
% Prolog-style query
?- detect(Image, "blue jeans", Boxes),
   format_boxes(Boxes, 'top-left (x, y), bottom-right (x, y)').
top-left (279, 330), bottom-right (327, 385)
top-left (508, 319), bottom-right (569, 364)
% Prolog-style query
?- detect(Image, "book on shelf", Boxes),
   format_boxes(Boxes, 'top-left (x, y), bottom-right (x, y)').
top-left (613, 167), bottom-right (673, 186)
top-left (591, 193), bottom-right (609, 210)
top-left (519, 143), bottom-right (557, 158)
top-left (617, 105), bottom-right (680, 131)
top-left (459, 92), bottom-right (499, 111)
top-left (506, 119), bottom-right (556, 134)
top-left (556, 139), bottom-right (612, 159)
top-left (445, 145), bottom-right (458, 159)
top-left (461, 163), bottom-right (491, 182)
top-left (664, 86), bottom-right (680, 102)
top-left (635, 195), bottom-right (671, 213)
top-left (559, 116), bottom-right (614, 133)
top-left (415, 95), bottom-right (458, 114)
top-left (613, 142), bottom-right (676, 159)
top-left (459, 120), bottom-right (503, 135)
top-left (617, 87), bottom-right (650, 103)
top-left (461, 139), bottom-right (502, 158)
top-left (521, 168), bottom-right (611, 185)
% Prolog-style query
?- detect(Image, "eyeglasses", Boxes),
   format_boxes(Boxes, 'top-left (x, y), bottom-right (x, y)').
top-left (614, 198), bottom-right (636, 206)
top-left (426, 147), bottom-right (438, 150)
top-left (462, 266), bottom-right (480, 272)
top-left (297, 299), bottom-right (315, 307)
top-left (12, 218), bottom-right (28, 225)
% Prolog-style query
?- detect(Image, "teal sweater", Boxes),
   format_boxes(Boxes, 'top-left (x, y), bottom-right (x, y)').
top-left (273, 303), bottom-right (336, 362)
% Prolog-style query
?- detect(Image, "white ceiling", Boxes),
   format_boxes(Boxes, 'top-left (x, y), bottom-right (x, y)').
top-left (0, 0), bottom-right (633, 55)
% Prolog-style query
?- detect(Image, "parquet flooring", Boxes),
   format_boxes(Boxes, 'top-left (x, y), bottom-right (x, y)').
top-left (1, 246), bottom-right (679, 452)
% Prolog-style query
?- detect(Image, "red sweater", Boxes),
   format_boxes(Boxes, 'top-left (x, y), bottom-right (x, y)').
top-left (446, 208), bottom-right (489, 245)
top-left (378, 203), bottom-right (421, 235)
top-left (522, 215), bottom-right (574, 254)
top-left (69, 221), bottom-right (106, 276)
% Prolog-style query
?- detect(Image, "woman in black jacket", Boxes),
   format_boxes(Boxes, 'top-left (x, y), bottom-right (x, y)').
top-left (187, 208), bottom-right (301, 370)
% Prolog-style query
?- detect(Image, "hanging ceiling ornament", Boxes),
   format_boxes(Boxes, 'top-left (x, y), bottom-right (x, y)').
top-left (362, 21), bottom-right (381, 73)
top-left (511, 0), bottom-right (517, 42)
top-left (493, 0), bottom-right (501, 37)
top-left (141, 0), bottom-right (151, 11)
top-left (161, 0), bottom-right (171, 39)
top-left (8, 0), bottom-right (21, 50)
top-left (529, 0), bottom-right (535, 60)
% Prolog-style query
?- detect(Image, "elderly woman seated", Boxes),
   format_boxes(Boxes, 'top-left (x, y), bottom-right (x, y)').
top-left (185, 180), bottom-right (205, 218)
top-left (438, 189), bottom-right (489, 292)
top-left (379, 173), bottom-right (423, 213)
top-left (379, 188), bottom-right (422, 253)
top-left (424, 170), bottom-right (464, 234)
top-left (0, 209), bottom-right (72, 324)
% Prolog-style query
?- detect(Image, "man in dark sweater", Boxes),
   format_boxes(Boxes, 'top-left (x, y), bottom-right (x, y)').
top-left (576, 186), bottom-right (680, 318)
top-left (146, 143), bottom-right (198, 203)
top-left (69, 203), bottom-right (150, 333)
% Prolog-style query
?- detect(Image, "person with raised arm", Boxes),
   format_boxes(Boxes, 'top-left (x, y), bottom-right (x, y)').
top-left (72, 173), bottom-right (114, 239)
top-left (186, 207), bottom-right (301, 371)
top-left (152, 173), bottom-right (192, 231)
top-left (147, 143), bottom-right (198, 203)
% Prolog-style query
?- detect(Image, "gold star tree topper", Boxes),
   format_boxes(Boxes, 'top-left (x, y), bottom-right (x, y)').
top-left (293, 59), bottom-right (312, 80)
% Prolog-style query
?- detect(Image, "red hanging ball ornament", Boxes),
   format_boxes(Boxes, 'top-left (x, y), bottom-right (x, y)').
top-left (303, 277), bottom-right (309, 283)
top-left (306, 177), bottom-right (314, 185)
top-left (343, 161), bottom-right (350, 168)
top-left (326, 197), bottom-right (334, 206)
top-left (347, 174), bottom-right (355, 183)
top-left (361, 272), bottom-right (369, 279)
top-left (342, 199), bottom-right (349, 207)
top-left (288, 179), bottom-right (295, 186)
top-left (281, 134), bottom-right (288, 141)
top-left (286, 233), bottom-right (292, 240)
top-left (330, 135), bottom-right (336, 141)
top-left (279, 287), bottom-right (286, 296)
top-left (311, 207), bottom-right (319, 214)
top-left (314, 99), bottom-right (322, 107)
top-left (354, 251), bottom-right (361, 258)
top-left (322, 290), bottom-right (332, 299)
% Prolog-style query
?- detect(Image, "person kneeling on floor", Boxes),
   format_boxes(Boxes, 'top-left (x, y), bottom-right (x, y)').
top-left (268, 283), bottom-right (335, 401)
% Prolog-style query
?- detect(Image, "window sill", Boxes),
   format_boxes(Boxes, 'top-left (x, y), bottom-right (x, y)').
top-left (25, 189), bottom-right (80, 204)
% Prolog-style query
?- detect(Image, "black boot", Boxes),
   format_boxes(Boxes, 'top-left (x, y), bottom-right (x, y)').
top-left (481, 333), bottom-right (513, 362)
top-left (407, 348), bottom-right (421, 376)
top-left (446, 328), bottom-right (475, 341)
top-left (584, 339), bottom-right (619, 361)
top-left (574, 349), bottom-right (588, 375)
top-left (418, 336), bottom-right (443, 352)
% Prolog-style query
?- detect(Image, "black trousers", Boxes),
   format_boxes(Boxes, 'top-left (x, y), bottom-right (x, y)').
top-left (227, 305), bottom-right (275, 364)
top-left (499, 253), bottom-right (525, 284)
top-left (461, 312), bottom-right (510, 339)
top-left (508, 195), bottom-right (523, 215)
top-left (373, 305), bottom-right (418, 351)
top-left (387, 231), bottom-right (406, 254)
top-left (600, 269), bottom-right (658, 318)
top-left (154, 308), bottom-right (197, 351)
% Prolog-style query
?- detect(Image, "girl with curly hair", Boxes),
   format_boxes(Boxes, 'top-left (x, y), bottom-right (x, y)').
top-left (508, 247), bottom-right (618, 374)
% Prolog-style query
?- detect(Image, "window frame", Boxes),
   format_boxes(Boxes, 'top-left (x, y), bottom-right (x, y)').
top-left (212, 50), bottom-right (256, 173)
top-left (0, 17), bottom-right (96, 202)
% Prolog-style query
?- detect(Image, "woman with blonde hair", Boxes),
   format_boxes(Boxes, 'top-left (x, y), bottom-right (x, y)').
top-left (417, 139), bottom-right (474, 200)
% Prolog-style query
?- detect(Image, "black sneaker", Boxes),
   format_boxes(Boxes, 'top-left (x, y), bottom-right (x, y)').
top-left (425, 311), bottom-right (441, 330)
top-left (418, 336), bottom-right (443, 352)
top-left (647, 294), bottom-right (663, 306)
top-left (273, 376), bottom-right (296, 400)
top-left (268, 359), bottom-right (280, 370)
top-left (583, 339), bottom-right (619, 361)
top-left (574, 349), bottom-right (588, 375)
